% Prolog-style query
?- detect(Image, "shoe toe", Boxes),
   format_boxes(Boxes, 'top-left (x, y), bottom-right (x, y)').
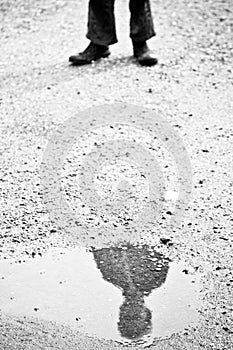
top-left (137, 51), bottom-right (158, 66)
top-left (139, 57), bottom-right (158, 66)
top-left (69, 54), bottom-right (91, 65)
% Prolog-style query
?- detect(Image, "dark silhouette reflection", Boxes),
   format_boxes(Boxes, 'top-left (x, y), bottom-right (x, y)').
top-left (92, 244), bottom-right (170, 340)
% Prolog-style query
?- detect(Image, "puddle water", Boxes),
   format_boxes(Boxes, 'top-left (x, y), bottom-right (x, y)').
top-left (0, 245), bottom-right (201, 346)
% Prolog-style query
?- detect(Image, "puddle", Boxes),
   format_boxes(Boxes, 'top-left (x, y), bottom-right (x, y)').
top-left (0, 245), bottom-right (201, 346)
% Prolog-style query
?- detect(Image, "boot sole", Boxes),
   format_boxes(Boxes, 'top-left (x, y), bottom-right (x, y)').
top-left (137, 58), bottom-right (158, 66)
top-left (69, 51), bottom-right (110, 65)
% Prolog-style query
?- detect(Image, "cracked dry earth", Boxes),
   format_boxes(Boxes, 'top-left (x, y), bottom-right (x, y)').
top-left (0, 0), bottom-right (233, 349)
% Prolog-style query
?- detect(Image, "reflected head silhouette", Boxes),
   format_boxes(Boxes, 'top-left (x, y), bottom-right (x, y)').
top-left (118, 294), bottom-right (152, 339)
top-left (92, 244), bottom-right (170, 341)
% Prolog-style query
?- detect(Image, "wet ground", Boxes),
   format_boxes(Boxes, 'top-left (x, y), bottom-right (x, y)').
top-left (0, 245), bottom-right (201, 346)
top-left (0, 0), bottom-right (233, 349)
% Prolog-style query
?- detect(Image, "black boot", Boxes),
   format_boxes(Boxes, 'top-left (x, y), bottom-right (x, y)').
top-left (69, 42), bottom-right (110, 65)
top-left (133, 41), bottom-right (158, 66)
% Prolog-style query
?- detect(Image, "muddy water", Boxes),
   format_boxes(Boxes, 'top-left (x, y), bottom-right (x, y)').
top-left (0, 245), bottom-right (201, 346)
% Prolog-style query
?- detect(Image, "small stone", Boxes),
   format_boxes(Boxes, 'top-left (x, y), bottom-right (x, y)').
top-left (50, 229), bottom-right (57, 233)
top-left (222, 326), bottom-right (231, 333)
top-left (160, 238), bottom-right (171, 244)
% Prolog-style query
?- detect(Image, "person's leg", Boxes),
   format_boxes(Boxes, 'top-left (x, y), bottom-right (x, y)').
top-left (129, 0), bottom-right (157, 66)
top-left (129, 0), bottom-right (155, 43)
top-left (87, 0), bottom-right (117, 46)
top-left (69, 0), bottom-right (116, 65)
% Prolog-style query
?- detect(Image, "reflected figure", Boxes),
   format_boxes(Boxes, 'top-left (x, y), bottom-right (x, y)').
top-left (92, 244), bottom-right (170, 340)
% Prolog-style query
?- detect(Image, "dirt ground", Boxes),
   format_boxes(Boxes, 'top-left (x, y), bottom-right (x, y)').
top-left (0, 0), bottom-right (232, 349)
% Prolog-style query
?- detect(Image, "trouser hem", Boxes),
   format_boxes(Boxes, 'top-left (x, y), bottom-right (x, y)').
top-left (86, 34), bottom-right (118, 46)
top-left (130, 32), bottom-right (156, 43)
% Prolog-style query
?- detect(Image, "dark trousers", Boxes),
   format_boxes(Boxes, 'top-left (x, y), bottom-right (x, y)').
top-left (87, 0), bottom-right (155, 46)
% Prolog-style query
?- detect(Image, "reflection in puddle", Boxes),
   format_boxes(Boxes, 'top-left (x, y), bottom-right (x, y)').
top-left (0, 245), bottom-right (201, 346)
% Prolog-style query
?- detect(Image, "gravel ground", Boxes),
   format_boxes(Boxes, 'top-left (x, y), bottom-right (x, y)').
top-left (0, 0), bottom-right (233, 349)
